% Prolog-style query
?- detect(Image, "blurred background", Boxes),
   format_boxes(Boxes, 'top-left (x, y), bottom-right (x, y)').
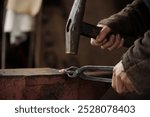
top-left (0, 0), bottom-right (133, 69)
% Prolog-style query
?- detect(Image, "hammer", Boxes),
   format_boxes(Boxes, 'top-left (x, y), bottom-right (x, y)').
top-left (65, 0), bottom-right (134, 54)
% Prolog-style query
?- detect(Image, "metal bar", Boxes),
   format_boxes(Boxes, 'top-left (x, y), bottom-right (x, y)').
top-left (0, 68), bottom-right (63, 77)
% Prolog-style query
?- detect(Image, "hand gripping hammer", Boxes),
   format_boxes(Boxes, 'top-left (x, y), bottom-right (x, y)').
top-left (65, 0), bottom-right (134, 55)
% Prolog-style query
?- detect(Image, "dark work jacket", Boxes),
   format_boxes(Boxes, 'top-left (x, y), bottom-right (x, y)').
top-left (144, 0), bottom-right (150, 11)
top-left (99, 0), bottom-right (150, 94)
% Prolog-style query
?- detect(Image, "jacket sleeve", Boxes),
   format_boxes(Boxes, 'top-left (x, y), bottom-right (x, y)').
top-left (118, 0), bottom-right (150, 94)
top-left (122, 31), bottom-right (150, 94)
top-left (99, 0), bottom-right (150, 94)
top-left (99, 0), bottom-right (150, 45)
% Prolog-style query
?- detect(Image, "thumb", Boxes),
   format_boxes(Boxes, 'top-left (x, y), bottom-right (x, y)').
top-left (96, 24), bottom-right (111, 43)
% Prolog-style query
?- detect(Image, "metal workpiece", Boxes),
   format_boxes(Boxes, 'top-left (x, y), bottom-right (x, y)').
top-left (0, 68), bottom-right (63, 77)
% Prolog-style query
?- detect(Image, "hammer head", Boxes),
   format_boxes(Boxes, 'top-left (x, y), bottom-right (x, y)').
top-left (65, 0), bottom-right (86, 54)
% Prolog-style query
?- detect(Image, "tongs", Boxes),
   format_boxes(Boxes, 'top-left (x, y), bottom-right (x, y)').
top-left (64, 65), bottom-right (114, 83)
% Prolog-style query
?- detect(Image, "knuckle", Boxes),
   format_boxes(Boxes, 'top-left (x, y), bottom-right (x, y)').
top-left (90, 41), bottom-right (95, 45)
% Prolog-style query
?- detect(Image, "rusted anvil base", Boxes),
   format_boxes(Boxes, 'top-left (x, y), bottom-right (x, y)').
top-left (0, 68), bottom-right (109, 100)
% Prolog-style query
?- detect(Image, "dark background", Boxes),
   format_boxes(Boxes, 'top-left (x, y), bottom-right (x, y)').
top-left (0, 0), bottom-right (133, 69)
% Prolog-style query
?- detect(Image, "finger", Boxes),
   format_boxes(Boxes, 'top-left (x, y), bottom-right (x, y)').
top-left (108, 34), bottom-right (121, 51)
top-left (126, 81), bottom-right (135, 92)
top-left (116, 74), bottom-right (125, 94)
top-left (121, 73), bottom-right (135, 92)
top-left (117, 38), bottom-right (124, 49)
top-left (90, 38), bottom-right (109, 47)
top-left (96, 25), bottom-right (111, 43)
top-left (112, 72), bottom-right (116, 90)
top-left (101, 38), bottom-right (108, 45)
top-left (112, 67), bottom-right (117, 91)
top-left (101, 35), bottom-right (115, 49)
top-left (90, 38), bottom-right (100, 46)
